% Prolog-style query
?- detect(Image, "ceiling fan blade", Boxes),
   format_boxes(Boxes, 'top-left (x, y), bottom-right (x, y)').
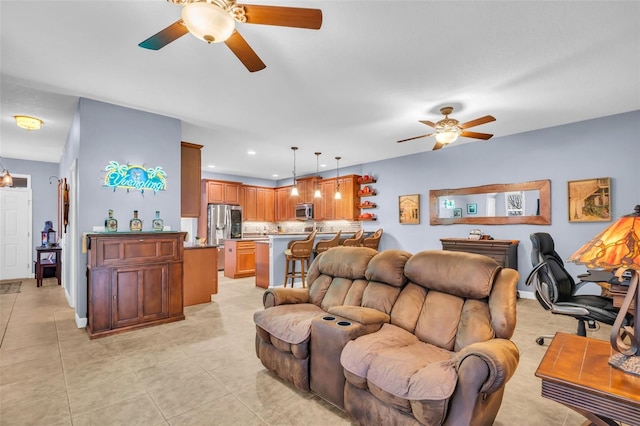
top-left (139, 20), bottom-right (189, 50)
top-left (432, 142), bottom-right (445, 151)
top-left (460, 130), bottom-right (494, 140)
top-left (459, 115), bottom-right (496, 129)
top-left (243, 5), bottom-right (322, 29)
top-left (224, 31), bottom-right (266, 72)
top-left (419, 120), bottom-right (436, 128)
top-left (397, 133), bottom-right (433, 143)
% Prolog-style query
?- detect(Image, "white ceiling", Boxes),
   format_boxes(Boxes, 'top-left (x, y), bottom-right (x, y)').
top-left (1, 1), bottom-right (639, 181)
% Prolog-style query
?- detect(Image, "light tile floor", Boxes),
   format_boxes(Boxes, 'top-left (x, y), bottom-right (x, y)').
top-left (0, 275), bottom-right (615, 425)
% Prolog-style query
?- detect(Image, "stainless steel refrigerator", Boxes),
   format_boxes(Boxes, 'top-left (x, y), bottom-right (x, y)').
top-left (207, 204), bottom-right (243, 270)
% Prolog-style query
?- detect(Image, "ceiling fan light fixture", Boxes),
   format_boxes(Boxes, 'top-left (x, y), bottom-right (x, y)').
top-left (182, 2), bottom-right (235, 44)
top-left (14, 115), bottom-right (43, 131)
top-left (434, 129), bottom-right (460, 145)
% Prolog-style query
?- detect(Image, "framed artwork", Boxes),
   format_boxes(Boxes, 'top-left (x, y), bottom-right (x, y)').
top-left (568, 177), bottom-right (611, 222)
top-left (399, 194), bottom-right (420, 224)
top-left (453, 208), bottom-right (462, 218)
top-left (505, 191), bottom-right (524, 216)
top-left (467, 203), bottom-right (477, 215)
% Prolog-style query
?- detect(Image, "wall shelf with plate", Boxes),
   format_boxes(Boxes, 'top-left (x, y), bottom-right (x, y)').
top-left (357, 174), bottom-right (377, 221)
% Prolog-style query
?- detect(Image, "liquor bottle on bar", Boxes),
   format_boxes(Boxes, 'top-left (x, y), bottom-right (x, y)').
top-left (129, 210), bottom-right (143, 232)
top-left (105, 209), bottom-right (118, 232)
top-left (152, 211), bottom-right (164, 231)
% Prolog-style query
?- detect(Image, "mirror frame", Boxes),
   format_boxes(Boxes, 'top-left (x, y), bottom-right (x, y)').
top-left (429, 179), bottom-right (551, 225)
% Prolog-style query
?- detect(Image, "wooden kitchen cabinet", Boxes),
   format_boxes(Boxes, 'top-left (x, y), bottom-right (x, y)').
top-left (275, 186), bottom-right (294, 221)
top-left (256, 187), bottom-right (275, 222)
top-left (184, 246), bottom-right (218, 306)
top-left (224, 240), bottom-right (256, 278)
top-left (241, 186), bottom-right (258, 221)
top-left (86, 232), bottom-right (186, 339)
top-left (317, 179), bottom-right (336, 220)
top-left (180, 142), bottom-right (203, 217)
top-left (335, 175), bottom-right (361, 220)
top-left (205, 180), bottom-right (240, 205)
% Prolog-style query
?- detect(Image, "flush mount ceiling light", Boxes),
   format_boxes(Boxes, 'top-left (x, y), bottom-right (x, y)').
top-left (290, 147), bottom-right (299, 197)
top-left (14, 115), bottom-right (43, 131)
top-left (314, 152), bottom-right (322, 198)
top-left (181, 0), bottom-right (236, 44)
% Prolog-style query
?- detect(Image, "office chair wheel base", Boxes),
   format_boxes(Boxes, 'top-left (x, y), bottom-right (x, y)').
top-left (536, 337), bottom-right (545, 345)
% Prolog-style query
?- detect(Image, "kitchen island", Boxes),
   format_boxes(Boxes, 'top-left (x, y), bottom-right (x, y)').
top-left (254, 233), bottom-right (360, 288)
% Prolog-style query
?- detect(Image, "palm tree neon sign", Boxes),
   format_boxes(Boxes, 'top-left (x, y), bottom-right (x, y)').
top-left (103, 161), bottom-right (167, 194)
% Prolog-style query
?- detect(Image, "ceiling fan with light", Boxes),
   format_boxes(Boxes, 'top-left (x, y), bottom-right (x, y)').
top-left (138, 0), bottom-right (322, 72)
top-left (397, 106), bottom-right (496, 151)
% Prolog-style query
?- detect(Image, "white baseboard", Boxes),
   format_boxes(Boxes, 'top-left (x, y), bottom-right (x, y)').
top-left (75, 313), bottom-right (87, 329)
top-left (518, 290), bottom-right (535, 300)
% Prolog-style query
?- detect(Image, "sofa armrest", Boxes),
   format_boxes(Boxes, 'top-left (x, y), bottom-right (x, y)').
top-left (454, 339), bottom-right (519, 394)
top-left (263, 288), bottom-right (310, 308)
top-left (327, 306), bottom-right (390, 325)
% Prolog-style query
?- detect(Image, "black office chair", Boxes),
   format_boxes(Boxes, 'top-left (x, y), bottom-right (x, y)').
top-left (526, 232), bottom-right (624, 345)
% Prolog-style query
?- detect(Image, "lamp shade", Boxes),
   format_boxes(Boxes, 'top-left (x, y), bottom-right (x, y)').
top-left (568, 205), bottom-right (640, 273)
top-left (182, 2), bottom-right (235, 44)
top-left (569, 205), bottom-right (640, 376)
top-left (1, 170), bottom-right (12, 187)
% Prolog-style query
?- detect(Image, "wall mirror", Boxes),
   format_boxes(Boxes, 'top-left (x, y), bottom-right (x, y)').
top-left (429, 179), bottom-right (551, 225)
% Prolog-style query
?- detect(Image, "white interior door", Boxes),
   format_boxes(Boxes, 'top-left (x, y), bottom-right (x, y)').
top-left (0, 188), bottom-right (32, 280)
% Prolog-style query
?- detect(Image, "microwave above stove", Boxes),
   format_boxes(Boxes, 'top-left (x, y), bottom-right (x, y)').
top-left (295, 203), bottom-right (314, 220)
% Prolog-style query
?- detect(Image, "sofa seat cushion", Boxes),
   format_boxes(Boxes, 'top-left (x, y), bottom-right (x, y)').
top-left (341, 323), bottom-right (457, 417)
top-left (254, 303), bottom-right (326, 345)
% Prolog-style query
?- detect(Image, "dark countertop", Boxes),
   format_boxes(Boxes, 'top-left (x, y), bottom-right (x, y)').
top-left (184, 243), bottom-right (219, 250)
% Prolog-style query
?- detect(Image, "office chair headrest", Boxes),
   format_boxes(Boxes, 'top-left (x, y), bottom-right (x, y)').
top-left (530, 233), bottom-right (564, 266)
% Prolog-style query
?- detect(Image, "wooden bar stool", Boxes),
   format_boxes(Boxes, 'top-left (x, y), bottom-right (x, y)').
top-left (314, 230), bottom-right (341, 259)
top-left (342, 229), bottom-right (364, 247)
top-left (283, 231), bottom-right (316, 288)
top-left (362, 229), bottom-right (383, 250)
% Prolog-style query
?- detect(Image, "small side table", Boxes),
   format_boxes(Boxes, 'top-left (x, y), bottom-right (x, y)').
top-left (35, 246), bottom-right (61, 287)
top-left (535, 332), bottom-right (640, 425)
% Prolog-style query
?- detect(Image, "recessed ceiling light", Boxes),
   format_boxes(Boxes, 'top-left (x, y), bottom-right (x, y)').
top-left (207, 164), bottom-right (215, 168)
top-left (272, 174), bottom-right (279, 177)
top-left (320, 164), bottom-right (327, 168)
top-left (14, 115), bottom-right (43, 131)
top-left (247, 150), bottom-right (256, 155)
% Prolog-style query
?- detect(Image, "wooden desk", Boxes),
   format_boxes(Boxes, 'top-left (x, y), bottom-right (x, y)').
top-left (535, 332), bottom-right (640, 426)
top-left (35, 246), bottom-right (61, 287)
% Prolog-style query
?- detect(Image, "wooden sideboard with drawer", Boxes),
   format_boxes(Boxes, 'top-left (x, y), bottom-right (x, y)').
top-left (440, 238), bottom-right (519, 270)
top-left (86, 232), bottom-right (186, 339)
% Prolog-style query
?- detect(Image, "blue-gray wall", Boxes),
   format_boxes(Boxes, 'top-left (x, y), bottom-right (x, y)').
top-left (8, 105), bottom-right (639, 315)
top-left (59, 98), bottom-right (182, 320)
top-left (0, 158), bottom-right (59, 256)
top-left (362, 110), bottom-right (640, 291)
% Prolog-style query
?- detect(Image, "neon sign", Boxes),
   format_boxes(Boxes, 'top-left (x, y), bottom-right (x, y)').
top-left (103, 161), bottom-right (167, 194)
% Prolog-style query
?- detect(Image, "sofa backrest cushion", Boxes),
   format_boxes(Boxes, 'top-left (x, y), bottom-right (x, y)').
top-left (365, 249), bottom-right (412, 288)
top-left (390, 250), bottom-right (517, 351)
top-left (361, 250), bottom-right (412, 314)
top-left (306, 247), bottom-right (378, 311)
top-left (404, 250), bottom-right (500, 299)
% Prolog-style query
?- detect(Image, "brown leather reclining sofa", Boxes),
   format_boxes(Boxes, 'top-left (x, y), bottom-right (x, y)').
top-left (253, 246), bottom-right (519, 425)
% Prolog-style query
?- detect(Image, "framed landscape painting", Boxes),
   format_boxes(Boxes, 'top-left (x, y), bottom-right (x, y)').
top-left (568, 177), bottom-right (611, 222)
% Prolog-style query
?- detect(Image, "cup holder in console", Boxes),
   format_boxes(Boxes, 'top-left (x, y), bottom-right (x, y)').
top-left (337, 321), bottom-right (351, 327)
top-left (322, 316), bottom-right (336, 321)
